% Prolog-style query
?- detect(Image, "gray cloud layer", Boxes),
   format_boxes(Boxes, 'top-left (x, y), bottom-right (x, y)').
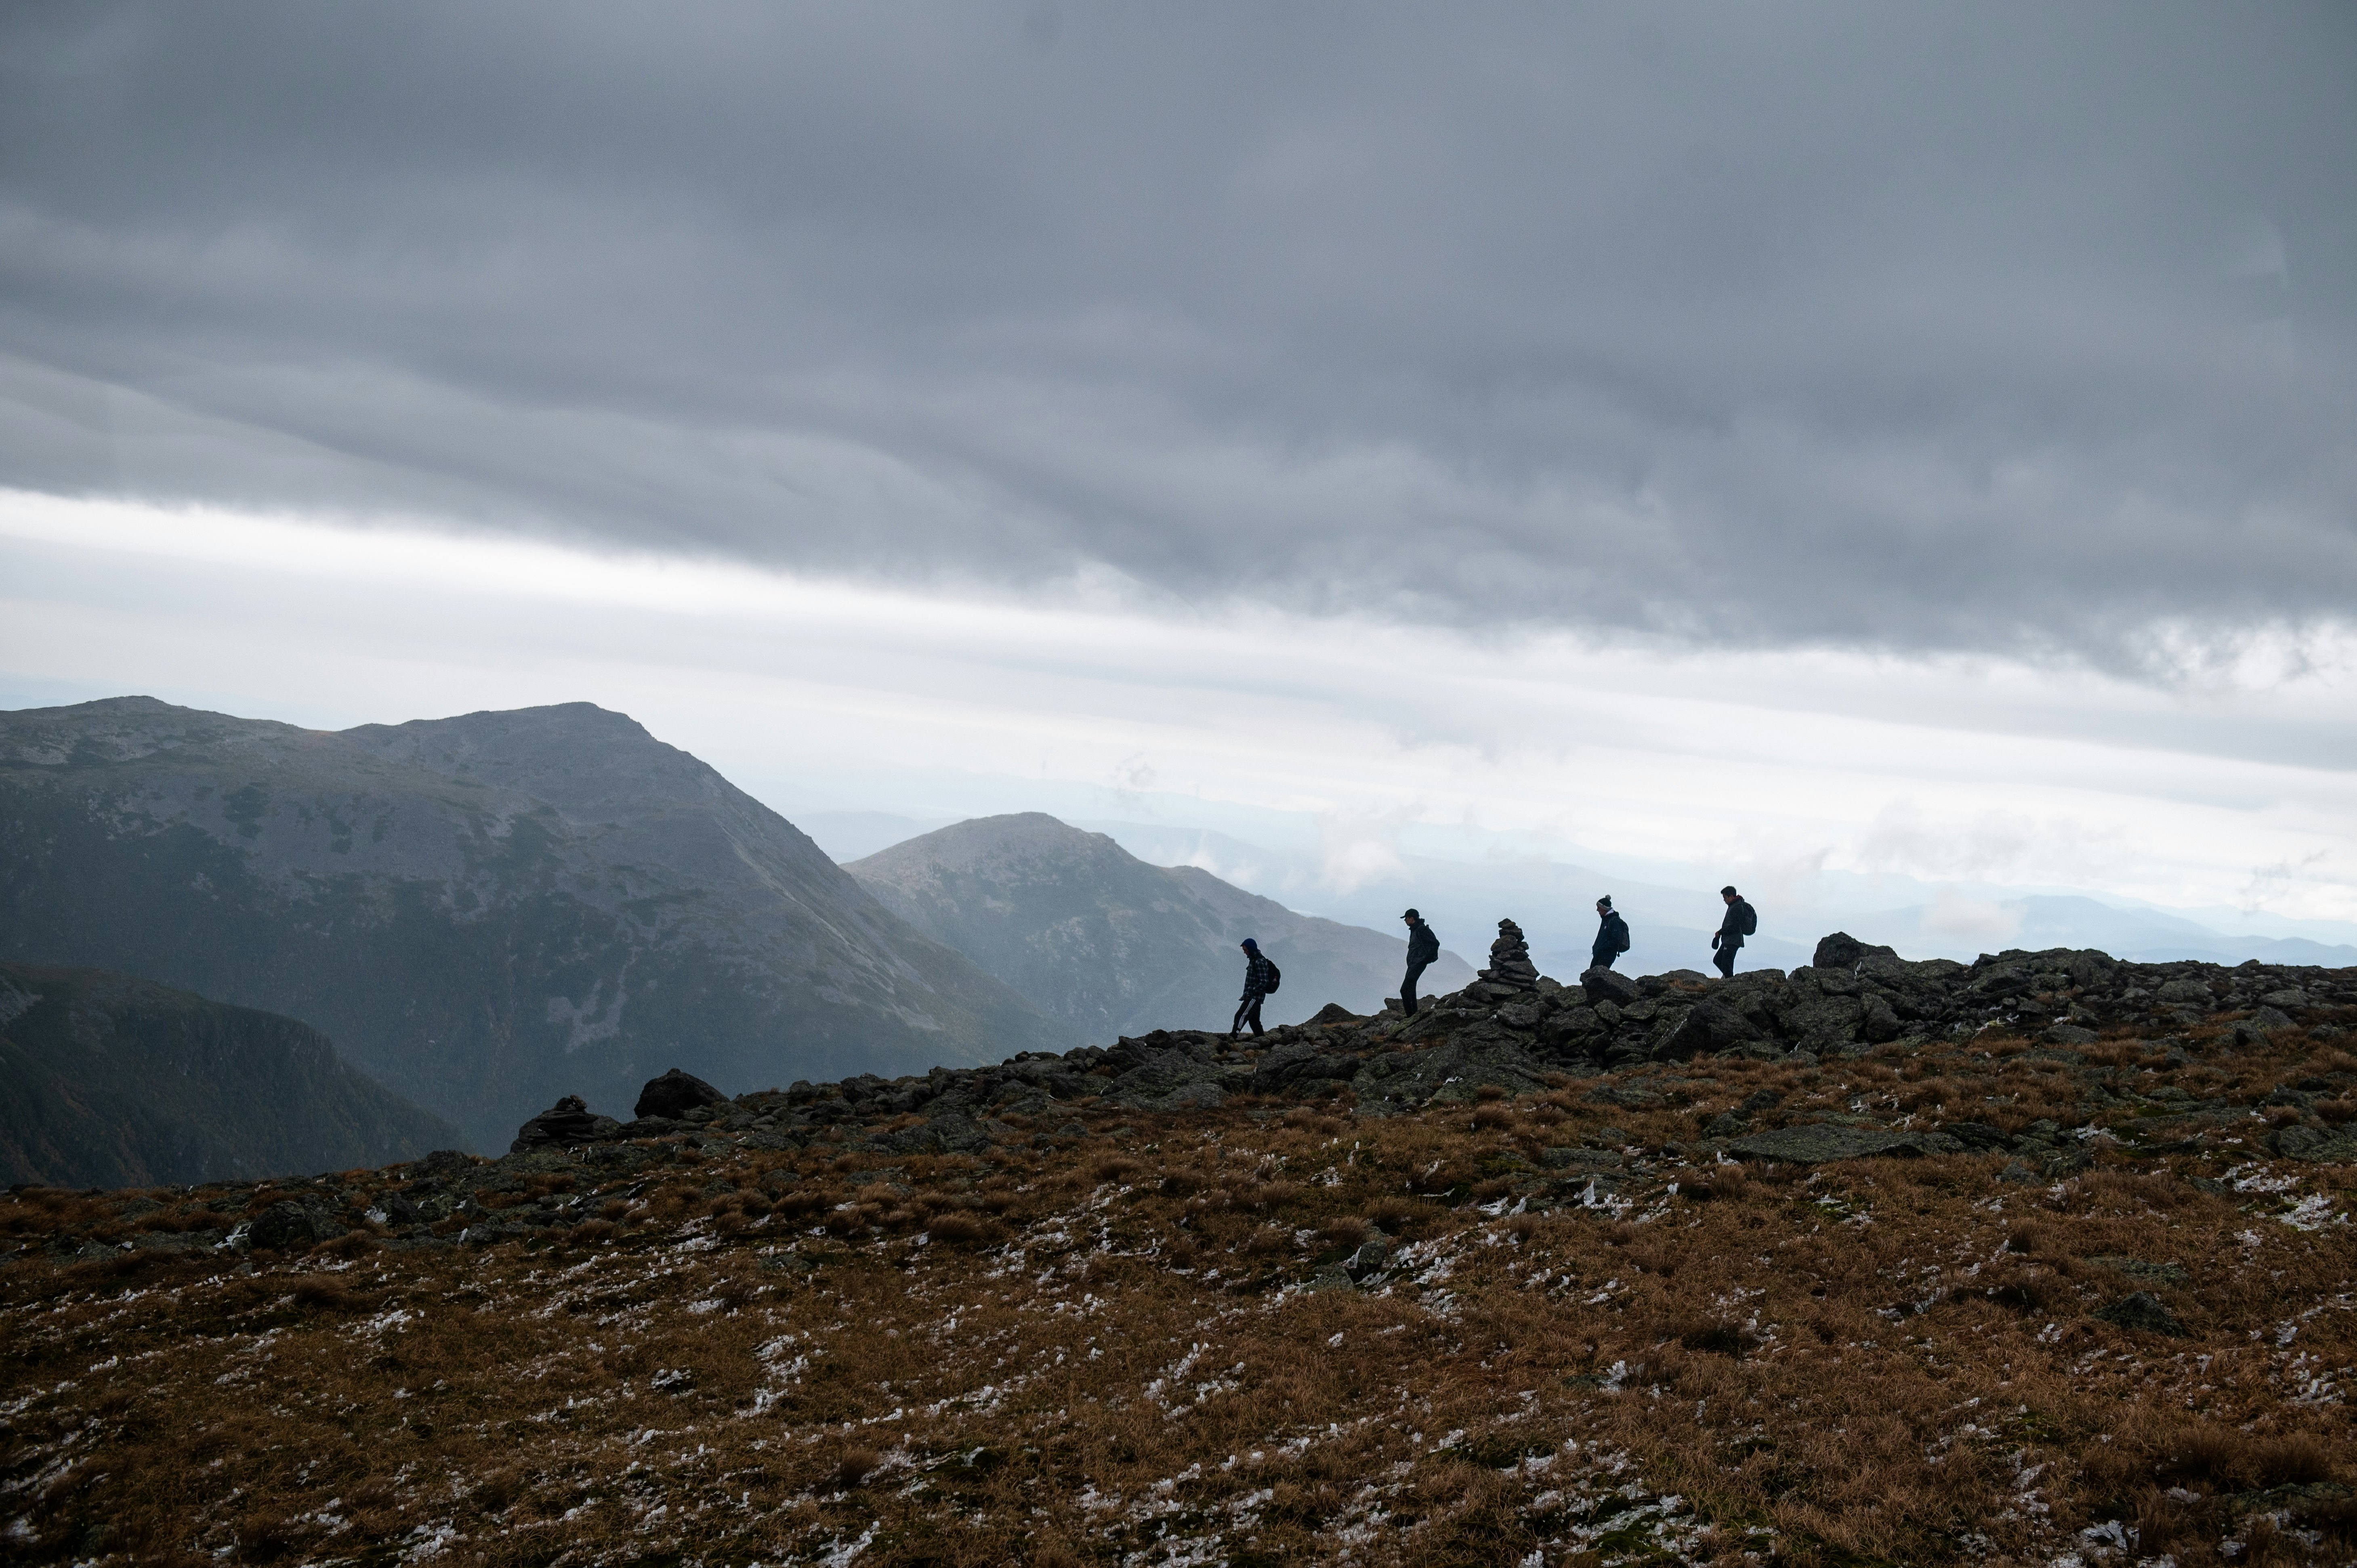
top-left (2, 2), bottom-right (2352, 663)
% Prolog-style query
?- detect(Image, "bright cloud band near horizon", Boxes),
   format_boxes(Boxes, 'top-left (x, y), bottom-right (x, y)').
top-left (4, 491), bottom-right (2352, 931)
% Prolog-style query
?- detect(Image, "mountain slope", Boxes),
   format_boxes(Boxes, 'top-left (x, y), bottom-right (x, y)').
top-left (0, 698), bottom-right (1071, 1149)
top-left (0, 962), bottom-right (458, 1187)
top-left (845, 813), bottom-right (1475, 1033)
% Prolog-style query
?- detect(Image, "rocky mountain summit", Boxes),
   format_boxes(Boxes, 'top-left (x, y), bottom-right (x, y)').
top-left (0, 697), bottom-right (1064, 1150)
top-left (0, 962), bottom-right (454, 1188)
top-left (847, 812), bottom-right (1474, 1034)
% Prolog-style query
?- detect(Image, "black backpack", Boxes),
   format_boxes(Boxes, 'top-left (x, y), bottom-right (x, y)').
top-left (1613, 915), bottom-right (1631, 953)
top-left (1263, 959), bottom-right (1281, 994)
top-left (1735, 900), bottom-right (1758, 936)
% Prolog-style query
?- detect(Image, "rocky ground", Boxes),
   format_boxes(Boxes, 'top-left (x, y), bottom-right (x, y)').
top-left (2, 935), bottom-right (2354, 1565)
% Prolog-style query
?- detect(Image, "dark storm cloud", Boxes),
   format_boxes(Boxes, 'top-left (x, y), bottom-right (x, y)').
top-left (2, 2), bottom-right (2352, 662)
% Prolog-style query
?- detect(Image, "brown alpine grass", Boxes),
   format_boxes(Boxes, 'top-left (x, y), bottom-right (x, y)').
top-left (2, 1024), bottom-right (2352, 1564)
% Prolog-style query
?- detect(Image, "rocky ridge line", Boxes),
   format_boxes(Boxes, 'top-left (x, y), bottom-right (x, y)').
top-left (14, 932), bottom-right (2349, 1271)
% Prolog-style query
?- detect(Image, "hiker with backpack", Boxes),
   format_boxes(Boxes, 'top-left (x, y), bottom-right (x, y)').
top-left (1712, 886), bottom-right (1757, 978)
top-left (1591, 896), bottom-right (1631, 971)
top-left (1400, 909), bottom-right (1441, 1015)
top-left (1232, 937), bottom-right (1279, 1038)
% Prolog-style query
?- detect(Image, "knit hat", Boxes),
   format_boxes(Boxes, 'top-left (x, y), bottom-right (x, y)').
top-left (1241, 938), bottom-right (1259, 951)
top-left (1597, 895), bottom-right (1613, 910)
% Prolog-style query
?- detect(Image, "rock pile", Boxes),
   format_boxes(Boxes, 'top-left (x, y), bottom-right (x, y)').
top-left (1465, 918), bottom-right (1541, 1002)
top-left (510, 1094), bottom-right (625, 1153)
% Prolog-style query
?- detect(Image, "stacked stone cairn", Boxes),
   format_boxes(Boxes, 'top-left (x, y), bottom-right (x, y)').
top-left (1464, 918), bottom-right (1542, 1003)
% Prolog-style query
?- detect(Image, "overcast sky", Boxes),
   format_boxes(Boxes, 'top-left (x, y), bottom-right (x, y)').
top-left (2, 3), bottom-right (2354, 934)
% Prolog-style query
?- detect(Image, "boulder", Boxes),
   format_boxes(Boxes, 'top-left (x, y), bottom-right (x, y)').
top-left (1580, 967), bottom-right (1641, 1007)
top-left (1813, 932), bottom-right (1899, 970)
top-left (510, 1094), bottom-right (626, 1152)
top-left (636, 1068), bottom-right (728, 1121)
top-left (247, 1200), bottom-right (319, 1253)
top-left (1305, 1002), bottom-right (1363, 1026)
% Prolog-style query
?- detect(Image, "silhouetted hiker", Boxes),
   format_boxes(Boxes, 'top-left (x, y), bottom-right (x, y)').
top-left (1232, 937), bottom-right (1278, 1037)
top-left (1712, 885), bottom-right (1756, 977)
top-left (1400, 909), bottom-right (1441, 1014)
top-left (1591, 896), bottom-right (1631, 970)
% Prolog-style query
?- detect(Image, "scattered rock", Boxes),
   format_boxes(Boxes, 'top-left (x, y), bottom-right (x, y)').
top-left (2094, 1291), bottom-right (2189, 1337)
top-left (2085, 1255), bottom-right (2191, 1289)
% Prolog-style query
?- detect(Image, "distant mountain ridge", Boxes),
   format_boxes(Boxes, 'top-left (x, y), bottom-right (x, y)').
top-left (0, 698), bottom-right (1070, 1150)
top-left (846, 813), bottom-right (1476, 1033)
top-left (0, 962), bottom-right (456, 1187)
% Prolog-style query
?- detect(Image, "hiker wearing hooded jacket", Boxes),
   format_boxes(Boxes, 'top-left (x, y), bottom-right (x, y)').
top-left (1591, 896), bottom-right (1631, 970)
top-left (1232, 938), bottom-right (1275, 1038)
top-left (1399, 908), bottom-right (1441, 1015)
top-left (1712, 885), bottom-right (1757, 978)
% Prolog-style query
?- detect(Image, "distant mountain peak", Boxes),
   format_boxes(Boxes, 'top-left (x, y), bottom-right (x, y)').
top-left (848, 811), bottom-right (1473, 1033)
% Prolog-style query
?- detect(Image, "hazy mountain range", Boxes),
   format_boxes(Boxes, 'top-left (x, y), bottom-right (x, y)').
top-left (4, 699), bottom-right (1491, 1166)
top-left (847, 814), bottom-right (1476, 1035)
top-left (0, 698), bottom-right (1065, 1149)
top-left (0, 962), bottom-right (454, 1187)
